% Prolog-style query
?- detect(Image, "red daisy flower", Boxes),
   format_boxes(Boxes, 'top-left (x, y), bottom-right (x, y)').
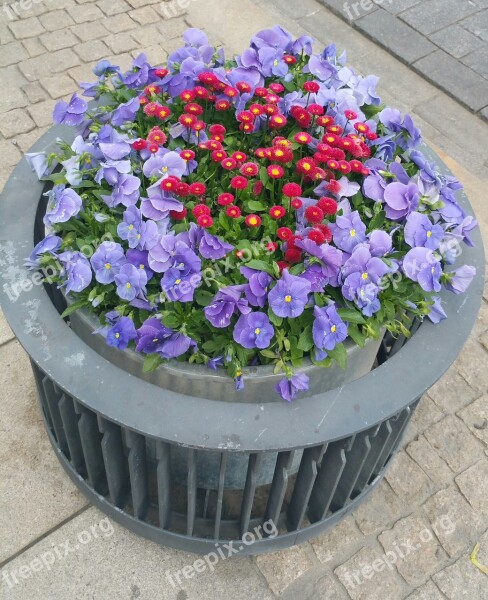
top-left (230, 176), bottom-right (248, 190)
top-left (317, 196), bottom-right (338, 215)
top-left (192, 204), bottom-right (210, 218)
top-left (269, 206), bottom-right (286, 219)
top-left (267, 164), bottom-right (285, 179)
top-left (170, 207), bottom-right (187, 221)
top-left (305, 206), bottom-right (324, 224)
top-left (226, 205), bottom-right (241, 218)
top-left (240, 162), bottom-right (259, 177)
top-left (245, 214), bottom-right (262, 228)
top-left (277, 227), bottom-right (293, 241)
top-left (189, 182), bottom-right (207, 196)
top-left (282, 182), bottom-right (302, 198)
top-left (197, 214), bottom-right (213, 228)
top-left (217, 193), bottom-right (235, 206)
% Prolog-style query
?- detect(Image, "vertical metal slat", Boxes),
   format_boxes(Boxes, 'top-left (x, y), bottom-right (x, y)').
top-left (187, 449), bottom-right (197, 536)
top-left (308, 441), bottom-right (348, 522)
top-left (42, 376), bottom-right (68, 453)
top-left (330, 434), bottom-right (372, 510)
top-left (287, 445), bottom-right (327, 531)
top-left (58, 393), bottom-right (85, 473)
top-left (76, 402), bottom-right (106, 493)
top-left (239, 453), bottom-right (262, 538)
top-left (156, 442), bottom-right (171, 529)
top-left (264, 451), bottom-right (295, 526)
top-left (371, 407), bottom-right (412, 479)
top-left (99, 417), bottom-right (128, 508)
top-left (214, 453), bottom-right (228, 539)
top-left (353, 421), bottom-right (395, 493)
top-left (126, 431), bottom-right (148, 520)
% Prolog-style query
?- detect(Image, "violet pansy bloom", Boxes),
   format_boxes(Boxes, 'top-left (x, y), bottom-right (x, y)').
top-left (275, 373), bottom-right (310, 402)
top-left (268, 270), bottom-right (311, 318)
top-left (342, 245), bottom-right (389, 285)
top-left (198, 230), bottom-right (234, 260)
top-left (161, 267), bottom-right (201, 302)
top-left (25, 235), bottom-right (62, 269)
top-left (402, 247), bottom-right (442, 292)
top-left (141, 183), bottom-right (184, 221)
top-left (241, 267), bottom-right (273, 308)
top-left (427, 296), bottom-right (447, 324)
top-left (44, 185), bottom-right (82, 227)
top-left (368, 230), bottom-right (392, 257)
top-left (204, 285), bottom-right (251, 329)
top-left (445, 265), bottom-right (476, 294)
top-left (383, 181), bottom-right (420, 220)
top-left (312, 303), bottom-right (348, 358)
top-left (329, 211), bottom-right (367, 254)
top-left (111, 96), bottom-right (140, 127)
top-left (57, 251), bottom-right (92, 294)
top-left (53, 93), bottom-right (87, 127)
top-left (233, 311), bottom-right (274, 349)
top-left (102, 173), bottom-right (140, 208)
top-left (126, 249), bottom-right (154, 280)
top-left (404, 211), bottom-right (444, 250)
top-left (114, 263), bottom-right (147, 301)
top-left (106, 316), bottom-right (137, 350)
top-left (91, 241), bottom-right (125, 284)
top-left (143, 150), bottom-right (186, 180)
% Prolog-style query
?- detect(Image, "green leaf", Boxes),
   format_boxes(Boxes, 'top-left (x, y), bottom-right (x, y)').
top-left (268, 309), bottom-right (283, 327)
top-left (260, 349), bottom-right (277, 359)
top-left (347, 324), bottom-right (366, 348)
top-left (195, 289), bottom-right (214, 307)
top-left (245, 259), bottom-right (275, 275)
top-left (337, 308), bottom-right (366, 324)
top-left (143, 353), bottom-right (163, 373)
top-left (368, 210), bottom-right (386, 232)
top-left (60, 299), bottom-right (90, 319)
top-left (162, 313), bottom-right (180, 328)
top-left (297, 325), bottom-right (314, 352)
top-left (247, 200), bottom-right (267, 212)
top-left (328, 343), bottom-right (348, 369)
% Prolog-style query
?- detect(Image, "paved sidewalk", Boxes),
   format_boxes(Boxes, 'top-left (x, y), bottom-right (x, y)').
top-left (1, 0), bottom-right (488, 599)
top-left (318, 0), bottom-right (488, 121)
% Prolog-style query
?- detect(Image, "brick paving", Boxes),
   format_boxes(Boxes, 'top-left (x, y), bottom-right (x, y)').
top-left (318, 0), bottom-right (488, 120)
top-left (0, 0), bottom-right (487, 599)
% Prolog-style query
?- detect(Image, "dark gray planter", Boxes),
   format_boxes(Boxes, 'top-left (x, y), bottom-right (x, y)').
top-left (0, 126), bottom-right (484, 556)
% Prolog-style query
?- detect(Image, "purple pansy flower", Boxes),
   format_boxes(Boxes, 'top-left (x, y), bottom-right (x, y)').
top-left (404, 211), bottom-right (444, 250)
top-left (91, 241), bottom-right (125, 284)
top-left (102, 173), bottom-right (140, 208)
top-left (445, 265), bottom-right (476, 294)
top-left (44, 185), bottom-right (82, 227)
top-left (106, 316), bottom-right (137, 349)
top-left (161, 267), bottom-right (201, 302)
top-left (368, 230), bottom-right (392, 257)
top-left (402, 247), bottom-right (442, 292)
top-left (312, 303), bottom-right (348, 357)
top-left (114, 263), bottom-right (147, 301)
top-left (117, 206), bottom-right (143, 248)
top-left (198, 230), bottom-right (234, 260)
top-left (57, 251), bottom-right (92, 294)
top-left (295, 238), bottom-right (343, 282)
top-left (141, 183), bottom-right (184, 221)
top-left (342, 274), bottom-right (381, 317)
top-left (427, 296), bottom-right (447, 324)
top-left (383, 181), bottom-right (420, 220)
top-left (342, 245), bottom-right (389, 284)
top-left (136, 318), bottom-right (172, 354)
top-left (299, 263), bottom-right (328, 292)
top-left (126, 249), bottom-right (154, 280)
top-left (204, 285), bottom-right (251, 328)
top-left (275, 373), bottom-right (310, 402)
top-left (329, 211), bottom-right (367, 253)
top-left (25, 235), bottom-right (62, 269)
top-left (241, 267), bottom-right (273, 308)
top-left (53, 93), bottom-right (87, 127)
top-left (268, 270), bottom-right (311, 318)
top-left (111, 96), bottom-right (140, 127)
top-left (233, 311), bottom-right (274, 349)
top-left (143, 150), bottom-right (187, 179)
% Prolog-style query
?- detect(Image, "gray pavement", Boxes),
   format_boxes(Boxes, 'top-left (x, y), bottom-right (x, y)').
top-left (1, 0), bottom-right (488, 599)
top-left (318, 0), bottom-right (488, 120)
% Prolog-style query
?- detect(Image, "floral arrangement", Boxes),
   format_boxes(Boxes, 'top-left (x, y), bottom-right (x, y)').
top-left (26, 26), bottom-right (477, 401)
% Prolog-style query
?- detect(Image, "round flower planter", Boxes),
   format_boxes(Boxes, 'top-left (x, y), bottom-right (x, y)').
top-left (0, 126), bottom-right (484, 555)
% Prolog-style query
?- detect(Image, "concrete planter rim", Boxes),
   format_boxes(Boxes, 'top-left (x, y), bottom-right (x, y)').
top-left (0, 125), bottom-right (484, 452)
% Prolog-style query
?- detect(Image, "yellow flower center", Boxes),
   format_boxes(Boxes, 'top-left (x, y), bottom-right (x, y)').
top-left (331, 325), bottom-right (337, 333)
top-left (162, 166), bottom-right (168, 173)
top-left (236, 370), bottom-right (242, 377)
top-left (350, 229), bottom-right (356, 237)
top-left (427, 230), bottom-right (432, 237)
top-left (273, 59), bottom-right (279, 66)
top-left (126, 283), bottom-right (131, 288)
top-left (285, 295), bottom-right (292, 303)
top-left (115, 333), bottom-right (120, 339)
top-left (255, 328), bottom-right (261, 335)
top-left (175, 278), bottom-right (181, 284)
top-left (362, 272), bottom-right (368, 280)
top-left (105, 263), bottom-right (111, 269)
top-left (129, 224), bottom-right (134, 230)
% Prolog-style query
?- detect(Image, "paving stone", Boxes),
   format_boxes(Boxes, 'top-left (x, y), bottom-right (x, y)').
top-left (41, 73), bottom-right (77, 99)
top-left (0, 307), bottom-right (14, 346)
top-left (427, 366), bottom-right (479, 413)
top-left (425, 414), bottom-right (484, 472)
top-left (41, 28), bottom-right (79, 52)
top-left (97, 0), bottom-right (131, 16)
top-left (386, 451), bottom-right (435, 502)
top-left (105, 32), bottom-right (140, 54)
top-left (0, 40), bottom-right (29, 67)
top-left (158, 16), bottom-right (190, 41)
top-left (130, 5), bottom-right (160, 25)
top-left (0, 139), bottom-right (21, 168)
top-left (103, 13), bottom-right (137, 33)
top-left (12, 127), bottom-right (49, 153)
top-left (335, 544), bottom-right (409, 600)
top-left (378, 513), bottom-right (449, 587)
top-left (128, 0), bottom-right (160, 7)
top-left (422, 488), bottom-right (485, 558)
top-left (27, 98), bottom-right (56, 128)
top-left (0, 21), bottom-right (14, 45)
top-left (22, 36), bottom-right (47, 58)
top-left (38, 9), bottom-right (75, 31)
top-left (47, 48), bottom-right (81, 74)
top-left (480, 326), bottom-right (488, 351)
top-left (256, 0), bottom-right (321, 19)
top-left (455, 337), bottom-right (488, 393)
top-left (74, 40), bottom-right (110, 62)
top-left (8, 16), bottom-right (45, 39)
top-left (356, 9), bottom-right (436, 63)
top-left (433, 553), bottom-right (488, 598)
top-left (68, 3), bottom-right (104, 22)
top-left (22, 82), bottom-right (47, 104)
top-left (0, 341), bottom-right (87, 563)
top-left (318, 0), bottom-right (379, 22)
top-left (0, 108), bottom-right (35, 138)
top-left (431, 24), bottom-right (485, 59)
top-left (400, 0), bottom-right (480, 35)
top-left (455, 458), bottom-right (488, 514)
top-left (405, 579), bottom-right (445, 600)
top-left (461, 9), bottom-right (488, 43)
top-left (256, 542), bottom-right (318, 595)
top-left (458, 395), bottom-right (488, 446)
top-left (0, 506), bottom-right (275, 599)
top-left (136, 45), bottom-right (168, 67)
top-left (462, 46), bottom-right (488, 79)
top-left (413, 49), bottom-right (488, 112)
top-left (0, 66), bottom-right (29, 113)
top-left (310, 515), bottom-right (364, 564)
top-left (280, 566), bottom-right (350, 600)
top-left (70, 21), bottom-right (108, 42)
top-left (404, 394), bottom-right (444, 443)
top-left (352, 479), bottom-right (407, 535)
top-left (382, 0), bottom-right (421, 15)
top-left (406, 435), bottom-right (453, 487)
top-left (156, 0), bottom-right (188, 20)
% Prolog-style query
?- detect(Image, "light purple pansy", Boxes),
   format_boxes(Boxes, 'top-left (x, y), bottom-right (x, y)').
top-left (233, 311), bottom-right (274, 349)
top-left (53, 93), bottom-right (87, 127)
top-left (43, 185), bottom-right (82, 227)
